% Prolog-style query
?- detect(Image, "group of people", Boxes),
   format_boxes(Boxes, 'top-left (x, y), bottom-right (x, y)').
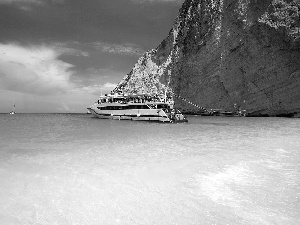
top-left (97, 93), bottom-right (173, 105)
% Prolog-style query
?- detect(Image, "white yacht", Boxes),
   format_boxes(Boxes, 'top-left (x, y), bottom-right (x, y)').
top-left (87, 93), bottom-right (187, 123)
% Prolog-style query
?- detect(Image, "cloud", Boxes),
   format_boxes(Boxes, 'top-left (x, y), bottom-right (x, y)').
top-left (88, 42), bottom-right (145, 56)
top-left (0, 0), bottom-right (64, 4)
top-left (50, 42), bottom-right (89, 57)
top-left (103, 82), bottom-right (118, 89)
top-left (0, 0), bottom-right (42, 4)
top-left (78, 82), bottom-right (118, 96)
top-left (131, 0), bottom-right (184, 4)
top-left (0, 0), bottom-right (64, 10)
top-left (0, 45), bottom-right (122, 112)
top-left (0, 43), bottom-right (74, 95)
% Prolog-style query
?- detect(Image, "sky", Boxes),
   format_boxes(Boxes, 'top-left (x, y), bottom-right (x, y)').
top-left (0, 0), bottom-right (184, 113)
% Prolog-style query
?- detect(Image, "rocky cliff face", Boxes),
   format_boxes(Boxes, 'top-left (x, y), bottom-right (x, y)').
top-left (115, 0), bottom-right (300, 117)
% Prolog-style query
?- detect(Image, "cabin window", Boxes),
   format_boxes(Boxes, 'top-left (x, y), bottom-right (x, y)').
top-left (98, 105), bottom-right (149, 110)
top-left (128, 105), bottom-right (149, 109)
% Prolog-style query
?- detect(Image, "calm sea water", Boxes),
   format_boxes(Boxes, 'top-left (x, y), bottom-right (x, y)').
top-left (0, 114), bottom-right (299, 225)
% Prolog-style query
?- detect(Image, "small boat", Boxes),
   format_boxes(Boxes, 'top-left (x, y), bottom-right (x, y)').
top-left (9, 104), bottom-right (16, 115)
top-left (87, 93), bottom-right (188, 123)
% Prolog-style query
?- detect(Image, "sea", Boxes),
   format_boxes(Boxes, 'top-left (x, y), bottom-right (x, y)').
top-left (0, 113), bottom-right (299, 225)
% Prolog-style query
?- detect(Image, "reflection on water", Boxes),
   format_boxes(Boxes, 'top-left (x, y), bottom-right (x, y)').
top-left (0, 114), bottom-right (299, 224)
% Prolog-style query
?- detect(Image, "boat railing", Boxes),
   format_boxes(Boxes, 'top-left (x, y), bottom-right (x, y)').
top-left (97, 97), bottom-right (171, 105)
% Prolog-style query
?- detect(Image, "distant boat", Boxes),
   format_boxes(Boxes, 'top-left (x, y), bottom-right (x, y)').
top-left (9, 104), bottom-right (16, 115)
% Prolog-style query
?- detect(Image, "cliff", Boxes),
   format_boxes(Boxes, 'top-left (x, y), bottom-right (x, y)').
top-left (114, 0), bottom-right (300, 117)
